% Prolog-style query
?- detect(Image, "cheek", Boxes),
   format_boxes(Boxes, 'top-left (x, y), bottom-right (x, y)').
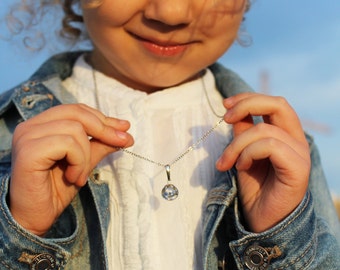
top-left (82, 0), bottom-right (143, 27)
top-left (199, 17), bottom-right (243, 58)
top-left (81, 4), bottom-right (128, 46)
top-left (197, 1), bottom-right (245, 37)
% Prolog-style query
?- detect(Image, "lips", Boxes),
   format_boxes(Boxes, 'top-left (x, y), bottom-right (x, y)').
top-left (142, 41), bottom-right (188, 56)
top-left (130, 32), bottom-right (190, 57)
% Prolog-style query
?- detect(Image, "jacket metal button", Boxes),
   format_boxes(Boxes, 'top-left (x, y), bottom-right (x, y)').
top-left (22, 85), bottom-right (30, 92)
top-left (30, 253), bottom-right (56, 270)
top-left (244, 244), bottom-right (270, 270)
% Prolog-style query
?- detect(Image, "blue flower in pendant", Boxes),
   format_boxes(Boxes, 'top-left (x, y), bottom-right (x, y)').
top-left (162, 184), bottom-right (179, 201)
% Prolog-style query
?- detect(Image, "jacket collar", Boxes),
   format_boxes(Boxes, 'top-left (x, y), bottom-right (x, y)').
top-left (0, 51), bottom-right (82, 120)
top-left (0, 51), bottom-right (253, 122)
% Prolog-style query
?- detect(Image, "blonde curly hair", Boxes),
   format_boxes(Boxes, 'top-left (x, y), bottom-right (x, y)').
top-left (5, 0), bottom-right (251, 50)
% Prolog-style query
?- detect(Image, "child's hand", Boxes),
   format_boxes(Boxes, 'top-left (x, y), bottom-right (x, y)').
top-left (10, 104), bottom-right (134, 236)
top-left (216, 93), bottom-right (311, 232)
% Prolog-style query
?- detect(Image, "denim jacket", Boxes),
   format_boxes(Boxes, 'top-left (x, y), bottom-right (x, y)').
top-left (0, 52), bottom-right (339, 270)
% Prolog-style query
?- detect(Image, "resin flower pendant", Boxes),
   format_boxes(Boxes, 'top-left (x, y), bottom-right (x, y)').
top-left (162, 184), bottom-right (179, 201)
top-left (162, 165), bottom-right (179, 201)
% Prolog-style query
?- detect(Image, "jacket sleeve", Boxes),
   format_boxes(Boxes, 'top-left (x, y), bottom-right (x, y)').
top-left (307, 133), bottom-right (340, 240)
top-left (0, 171), bottom-right (85, 269)
top-left (230, 135), bottom-right (340, 269)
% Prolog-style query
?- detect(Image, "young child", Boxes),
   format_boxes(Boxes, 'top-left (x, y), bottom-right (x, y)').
top-left (0, 0), bottom-right (339, 269)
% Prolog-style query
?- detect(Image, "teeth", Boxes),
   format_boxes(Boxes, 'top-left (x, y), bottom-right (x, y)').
top-left (151, 43), bottom-right (180, 50)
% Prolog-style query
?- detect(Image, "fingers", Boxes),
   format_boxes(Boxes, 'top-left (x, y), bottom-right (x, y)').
top-left (10, 103), bottom-right (134, 235)
top-left (15, 104), bottom-right (133, 148)
top-left (228, 114), bottom-right (254, 138)
top-left (223, 93), bottom-right (306, 141)
top-left (216, 122), bottom-right (309, 170)
top-left (13, 134), bottom-right (90, 186)
top-left (12, 104), bottom-right (134, 186)
top-left (234, 136), bottom-right (310, 179)
top-left (217, 93), bottom-right (310, 171)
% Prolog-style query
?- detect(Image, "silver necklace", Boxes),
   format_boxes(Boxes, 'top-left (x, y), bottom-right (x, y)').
top-left (92, 68), bottom-right (224, 201)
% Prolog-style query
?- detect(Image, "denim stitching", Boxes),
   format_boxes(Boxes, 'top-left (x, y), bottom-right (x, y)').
top-left (231, 192), bottom-right (315, 268)
top-left (0, 174), bottom-right (76, 249)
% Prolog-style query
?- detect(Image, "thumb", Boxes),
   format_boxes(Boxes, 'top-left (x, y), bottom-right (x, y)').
top-left (231, 114), bottom-right (254, 137)
top-left (89, 136), bottom-right (134, 171)
top-left (89, 140), bottom-right (120, 169)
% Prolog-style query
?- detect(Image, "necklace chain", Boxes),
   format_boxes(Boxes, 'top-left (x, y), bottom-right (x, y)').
top-left (92, 67), bottom-right (224, 168)
top-left (201, 75), bottom-right (225, 118)
top-left (119, 118), bottom-right (224, 167)
top-left (92, 67), bottom-right (225, 200)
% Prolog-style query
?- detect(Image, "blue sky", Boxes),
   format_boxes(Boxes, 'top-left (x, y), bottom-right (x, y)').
top-left (222, 1), bottom-right (340, 196)
top-left (1, 1), bottom-right (339, 195)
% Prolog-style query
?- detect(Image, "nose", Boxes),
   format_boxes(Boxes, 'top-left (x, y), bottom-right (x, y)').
top-left (144, 0), bottom-right (193, 26)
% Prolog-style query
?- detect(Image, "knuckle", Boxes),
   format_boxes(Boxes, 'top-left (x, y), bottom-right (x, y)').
top-left (12, 122), bottom-right (32, 145)
top-left (253, 122), bottom-right (268, 133)
top-left (63, 134), bottom-right (78, 147)
top-left (265, 137), bottom-right (279, 147)
top-left (63, 103), bottom-right (88, 114)
top-left (274, 96), bottom-right (289, 107)
top-left (69, 120), bottom-right (85, 133)
top-left (77, 103), bottom-right (91, 110)
top-left (13, 121), bottom-right (27, 136)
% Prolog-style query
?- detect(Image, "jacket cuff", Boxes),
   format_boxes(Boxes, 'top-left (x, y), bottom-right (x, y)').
top-left (0, 174), bottom-right (77, 269)
top-left (231, 191), bottom-right (317, 269)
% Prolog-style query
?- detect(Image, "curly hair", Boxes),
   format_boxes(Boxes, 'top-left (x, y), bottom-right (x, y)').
top-left (5, 0), bottom-right (251, 50)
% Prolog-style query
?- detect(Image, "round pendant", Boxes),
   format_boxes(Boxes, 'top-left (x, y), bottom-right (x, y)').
top-left (161, 184), bottom-right (179, 201)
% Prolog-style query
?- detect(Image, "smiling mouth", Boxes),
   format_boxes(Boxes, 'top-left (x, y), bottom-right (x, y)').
top-left (130, 32), bottom-right (190, 57)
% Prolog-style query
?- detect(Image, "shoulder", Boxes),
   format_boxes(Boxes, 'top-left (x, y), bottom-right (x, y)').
top-left (209, 63), bottom-right (254, 98)
top-left (0, 50), bottom-right (85, 117)
top-left (30, 51), bottom-right (85, 81)
top-left (0, 51), bottom-right (83, 153)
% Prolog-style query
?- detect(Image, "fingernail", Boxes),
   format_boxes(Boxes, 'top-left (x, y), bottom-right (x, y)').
top-left (119, 119), bottom-right (129, 125)
top-left (223, 97), bottom-right (234, 107)
top-left (216, 156), bottom-right (224, 169)
top-left (116, 131), bottom-right (127, 140)
top-left (224, 109), bottom-right (232, 120)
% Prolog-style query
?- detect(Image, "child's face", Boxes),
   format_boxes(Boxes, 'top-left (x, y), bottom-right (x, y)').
top-left (82, 0), bottom-right (247, 91)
